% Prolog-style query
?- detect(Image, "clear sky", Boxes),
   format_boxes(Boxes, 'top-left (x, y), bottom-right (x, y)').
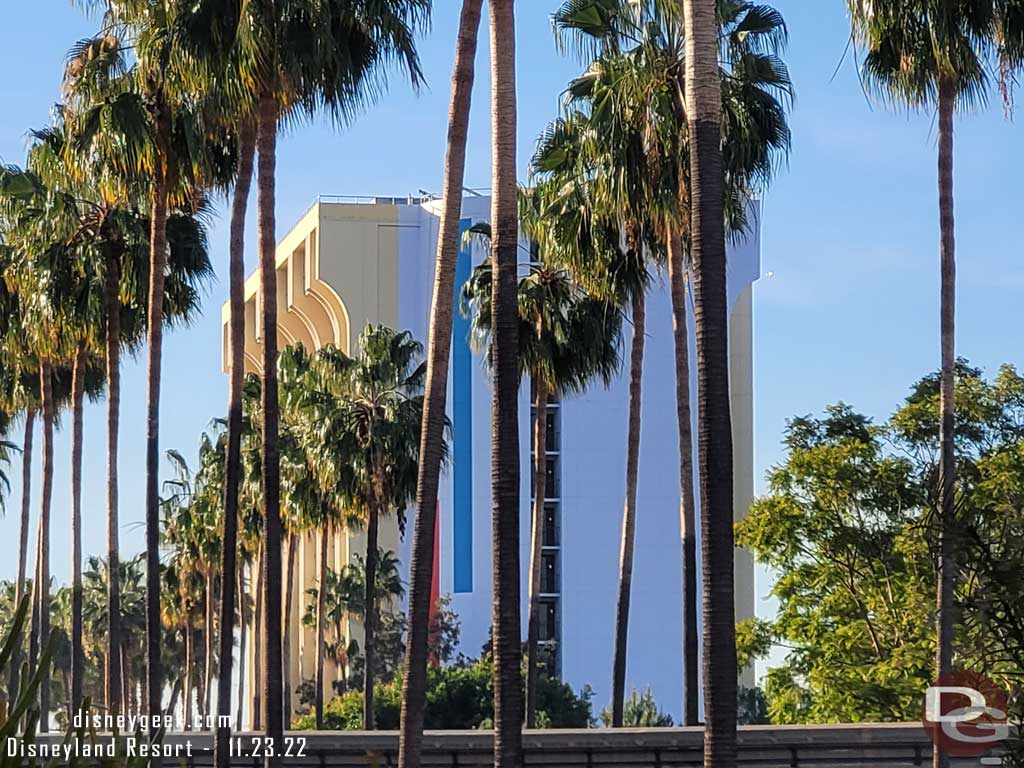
top-left (1, 1), bottom-right (1021, 651)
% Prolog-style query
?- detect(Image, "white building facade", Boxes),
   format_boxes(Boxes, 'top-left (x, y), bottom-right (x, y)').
top-left (225, 193), bottom-right (759, 720)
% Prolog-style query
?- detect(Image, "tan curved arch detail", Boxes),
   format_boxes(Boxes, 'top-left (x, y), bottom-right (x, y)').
top-left (285, 242), bottom-right (327, 350)
top-left (304, 229), bottom-right (351, 355)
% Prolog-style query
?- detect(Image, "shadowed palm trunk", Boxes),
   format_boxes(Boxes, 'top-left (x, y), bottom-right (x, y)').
top-left (315, 529), bottom-right (328, 729)
top-left (70, 342), bottom-right (87, 715)
top-left (683, 0), bottom-right (737, 765)
top-left (217, 120), bottom-right (256, 768)
top-left (398, 1), bottom-right (483, 764)
top-left (525, 376), bottom-right (548, 728)
top-left (204, 569), bottom-right (215, 724)
top-left (611, 290), bottom-right (645, 727)
top-left (489, 0), bottom-right (523, 764)
top-left (37, 360), bottom-right (55, 731)
top-left (668, 230), bottom-right (699, 725)
top-left (282, 534), bottom-right (296, 726)
top-left (105, 241), bottom-right (123, 716)
top-left (252, 546), bottom-right (264, 730)
top-left (11, 408), bottom-right (35, 699)
top-left (184, 615), bottom-right (194, 729)
top-left (146, 117), bottom-right (171, 734)
top-left (30, 526), bottom-right (41, 680)
top-left (256, 88), bottom-right (284, 768)
top-left (236, 564), bottom-right (247, 730)
top-left (934, 77), bottom-right (957, 768)
top-left (363, 503), bottom-right (380, 729)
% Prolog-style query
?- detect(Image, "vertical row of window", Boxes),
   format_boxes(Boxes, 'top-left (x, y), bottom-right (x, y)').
top-left (533, 399), bottom-right (562, 674)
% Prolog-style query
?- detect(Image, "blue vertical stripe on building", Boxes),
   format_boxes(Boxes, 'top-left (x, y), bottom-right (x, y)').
top-left (452, 219), bottom-right (473, 593)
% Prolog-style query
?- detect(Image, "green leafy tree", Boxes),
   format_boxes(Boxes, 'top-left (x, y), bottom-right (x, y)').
top-left (740, 363), bottom-right (1024, 728)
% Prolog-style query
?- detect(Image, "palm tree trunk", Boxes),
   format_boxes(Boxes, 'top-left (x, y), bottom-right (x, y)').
top-left (145, 113), bottom-right (172, 732)
top-left (184, 617), bottom-right (193, 730)
top-left (205, 568), bottom-right (215, 725)
top-left (37, 360), bottom-right (55, 732)
top-left (70, 342), bottom-right (87, 715)
top-left (399, 0), bottom-right (483, 762)
top-left (363, 504), bottom-right (380, 730)
top-left (525, 377), bottom-right (548, 728)
top-left (612, 290), bottom-right (645, 727)
top-left (252, 546), bottom-right (265, 731)
top-left (489, 0), bottom-right (523, 763)
top-left (256, 88), bottom-right (284, 768)
top-left (121, 645), bottom-right (131, 715)
top-left (10, 408), bottom-right (35, 699)
top-left (315, 528), bottom-right (329, 729)
top-left (934, 77), bottom-right (957, 768)
top-left (105, 241), bottom-right (123, 716)
top-left (667, 230), bottom-right (699, 725)
top-left (282, 534), bottom-right (296, 726)
top-left (683, 0), bottom-right (736, 764)
top-left (29, 525), bottom-right (41, 679)
top-left (217, 119), bottom-right (255, 768)
top-left (236, 562), bottom-right (247, 731)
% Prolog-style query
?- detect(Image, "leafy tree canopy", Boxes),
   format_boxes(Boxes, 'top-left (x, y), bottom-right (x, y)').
top-left (739, 362), bottom-right (1024, 724)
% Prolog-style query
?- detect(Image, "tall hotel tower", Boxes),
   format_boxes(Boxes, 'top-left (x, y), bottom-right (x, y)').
top-left (223, 193), bottom-right (759, 720)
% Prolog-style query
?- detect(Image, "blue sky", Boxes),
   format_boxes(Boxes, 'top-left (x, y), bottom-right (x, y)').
top-left (1, 2), bottom-right (1022, 647)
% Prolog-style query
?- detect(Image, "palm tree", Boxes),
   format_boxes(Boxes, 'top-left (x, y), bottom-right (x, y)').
top-left (548, 0), bottom-right (790, 727)
top-left (63, 10), bottom-right (230, 727)
top-left (304, 328), bottom-right (431, 729)
top-left (279, 344), bottom-right (342, 727)
top-left (209, 2), bottom-right (428, 752)
top-left (487, 0), bottom-right (522, 762)
top-left (845, 4), bottom-right (1022, 765)
top-left (0, 284), bottom-right (39, 701)
top-left (399, 1), bottom-right (483, 763)
top-left (217, 112), bottom-right (255, 758)
top-left (460, 216), bottom-right (622, 727)
top-left (681, 0), bottom-right (733, 761)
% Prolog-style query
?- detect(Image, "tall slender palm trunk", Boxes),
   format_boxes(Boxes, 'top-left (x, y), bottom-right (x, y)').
top-left (10, 408), bottom-right (35, 699)
top-left (934, 77), bottom-right (957, 768)
top-left (398, 1), bottom-right (483, 765)
top-left (252, 546), bottom-right (265, 730)
top-left (217, 119), bottom-right (256, 768)
top-left (668, 231), bottom-right (699, 725)
top-left (204, 569), bottom-right (215, 724)
top-left (146, 119), bottom-right (172, 734)
top-left (525, 376), bottom-right (548, 728)
top-left (37, 360), bottom-right (55, 731)
top-left (29, 525), bottom-right (41, 679)
top-left (105, 242), bottom-right (123, 715)
top-left (256, 89), bottom-right (284, 768)
top-left (236, 564), bottom-right (247, 731)
top-left (611, 290), bottom-right (645, 727)
top-left (489, 0), bottom-right (523, 764)
top-left (363, 504), bottom-right (380, 730)
top-left (683, 0), bottom-right (736, 765)
top-left (184, 615), bottom-right (194, 729)
top-left (282, 534), bottom-right (296, 726)
top-left (315, 529), bottom-right (328, 729)
top-left (70, 342), bottom-right (87, 715)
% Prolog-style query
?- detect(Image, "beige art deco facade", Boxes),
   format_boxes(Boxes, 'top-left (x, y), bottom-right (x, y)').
top-left (224, 193), bottom-right (760, 722)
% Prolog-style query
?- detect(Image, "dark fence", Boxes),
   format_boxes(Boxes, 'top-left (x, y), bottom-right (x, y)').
top-left (25, 724), bottom-right (990, 767)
